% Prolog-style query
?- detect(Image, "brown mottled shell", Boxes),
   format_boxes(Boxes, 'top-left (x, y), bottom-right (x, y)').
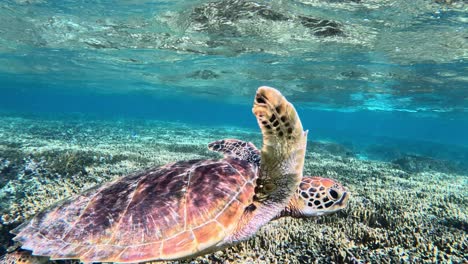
top-left (12, 158), bottom-right (257, 263)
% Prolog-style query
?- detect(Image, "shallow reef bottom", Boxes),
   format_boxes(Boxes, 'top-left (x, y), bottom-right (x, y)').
top-left (0, 115), bottom-right (466, 263)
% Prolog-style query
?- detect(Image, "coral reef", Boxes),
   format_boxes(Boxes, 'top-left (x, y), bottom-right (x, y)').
top-left (309, 141), bottom-right (355, 158)
top-left (363, 139), bottom-right (468, 172)
top-left (392, 154), bottom-right (461, 174)
top-left (0, 115), bottom-right (466, 263)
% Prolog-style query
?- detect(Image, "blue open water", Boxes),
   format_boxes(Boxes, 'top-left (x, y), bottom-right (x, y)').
top-left (0, 0), bottom-right (467, 160)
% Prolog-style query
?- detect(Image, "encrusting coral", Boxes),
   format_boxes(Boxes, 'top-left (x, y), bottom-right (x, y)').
top-left (0, 115), bottom-right (466, 263)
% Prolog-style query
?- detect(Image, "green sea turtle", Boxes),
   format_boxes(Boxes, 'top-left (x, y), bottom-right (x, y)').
top-left (5, 87), bottom-right (348, 263)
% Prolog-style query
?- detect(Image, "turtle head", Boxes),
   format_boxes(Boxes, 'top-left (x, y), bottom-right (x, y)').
top-left (282, 176), bottom-right (349, 218)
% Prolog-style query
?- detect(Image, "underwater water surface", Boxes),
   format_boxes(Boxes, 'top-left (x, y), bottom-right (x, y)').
top-left (0, 0), bottom-right (467, 263)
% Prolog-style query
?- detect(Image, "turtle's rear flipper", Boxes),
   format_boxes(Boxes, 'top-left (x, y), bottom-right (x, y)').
top-left (0, 250), bottom-right (48, 264)
top-left (208, 139), bottom-right (260, 166)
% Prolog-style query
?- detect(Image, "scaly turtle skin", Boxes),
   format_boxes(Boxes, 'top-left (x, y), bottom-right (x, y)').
top-left (0, 251), bottom-right (47, 264)
top-left (8, 87), bottom-right (348, 263)
top-left (208, 139), bottom-right (348, 217)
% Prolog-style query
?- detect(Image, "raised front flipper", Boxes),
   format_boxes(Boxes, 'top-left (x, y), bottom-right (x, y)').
top-left (227, 86), bottom-right (308, 243)
top-left (252, 86), bottom-right (308, 202)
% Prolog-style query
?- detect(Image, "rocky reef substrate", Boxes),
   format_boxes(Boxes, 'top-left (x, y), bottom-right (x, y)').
top-left (0, 114), bottom-right (466, 263)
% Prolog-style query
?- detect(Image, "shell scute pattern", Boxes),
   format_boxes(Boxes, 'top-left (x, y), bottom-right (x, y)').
top-left (161, 231), bottom-right (198, 259)
top-left (118, 242), bottom-right (161, 263)
top-left (192, 221), bottom-right (225, 249)
top-left (8, 87), bottom-right (350, 263)
top-left (186, 160), bottom-right (247, 228)
top-left (13, 158), bottom-right (257, 263)
top-left (65, 173), bottom-right (143, 245)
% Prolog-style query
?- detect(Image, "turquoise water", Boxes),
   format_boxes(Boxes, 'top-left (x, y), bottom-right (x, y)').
top-left (0, 0), bottom-right (467, 262)
top-left (1, 0), bottom-right (467, 165)
top-left (2, 86), bottom-right (468, 164)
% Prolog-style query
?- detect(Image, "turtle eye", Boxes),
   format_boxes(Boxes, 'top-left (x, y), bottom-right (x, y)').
top-left (329, 189), bottom-right (339, 200)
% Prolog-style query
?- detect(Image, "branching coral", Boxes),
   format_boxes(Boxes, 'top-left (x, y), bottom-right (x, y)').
top-left (0, 116), bottom-right (466, 263)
